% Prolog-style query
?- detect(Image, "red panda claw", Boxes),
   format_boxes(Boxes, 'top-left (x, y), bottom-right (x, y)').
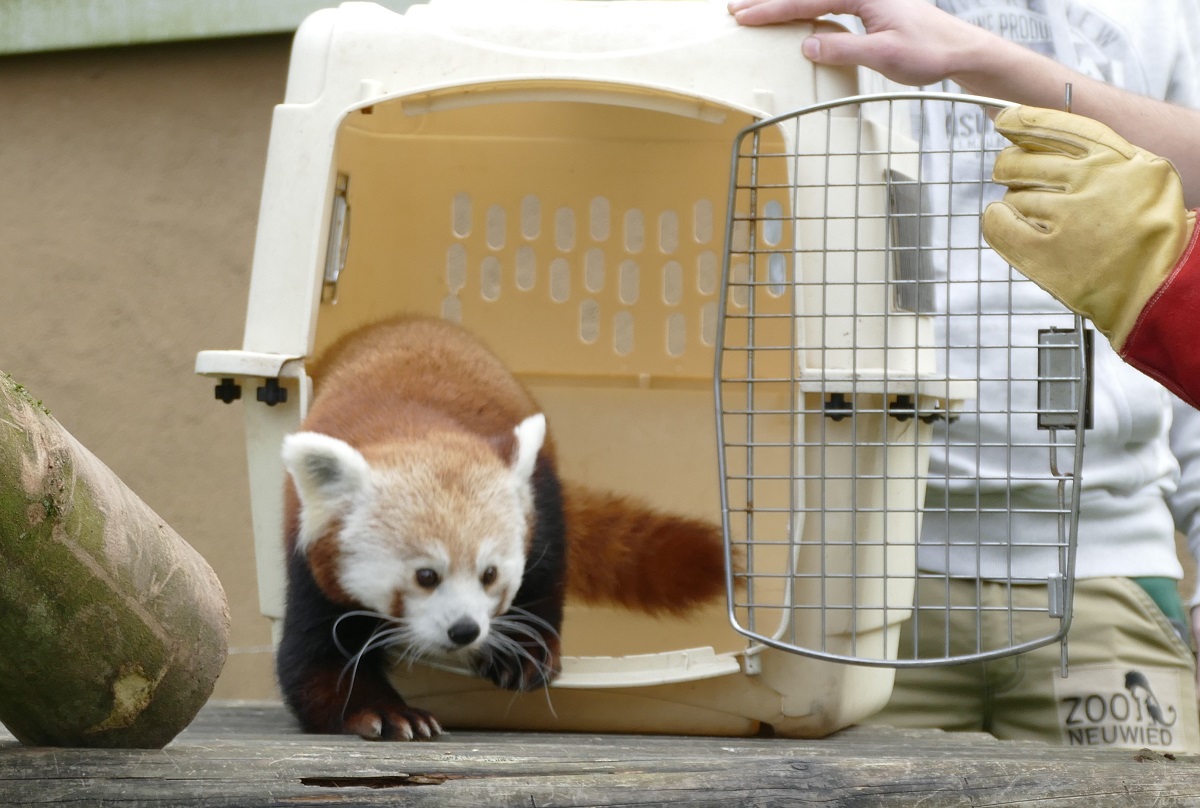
top-left (384, 707), bottom-right (444, 741)
top-left (476, 646), bottom-right (561, 692)
top-left (343, 711), bottom-right (384, 741)
top-left (343, 707), bottom-right (443, 742)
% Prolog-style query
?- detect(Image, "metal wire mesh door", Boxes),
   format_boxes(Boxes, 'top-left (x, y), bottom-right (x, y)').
top-left (715, 93), bottom-right (1088, 667)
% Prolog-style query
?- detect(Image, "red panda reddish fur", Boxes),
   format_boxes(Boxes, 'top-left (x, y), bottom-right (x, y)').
top-left (561, 483), bottom-right (729, 615)
top-left (276, 315), bottom-right (730, 741)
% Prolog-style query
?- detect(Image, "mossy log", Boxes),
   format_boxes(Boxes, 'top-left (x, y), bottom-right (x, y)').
top-left (0, 373), bottom-right (230, 748)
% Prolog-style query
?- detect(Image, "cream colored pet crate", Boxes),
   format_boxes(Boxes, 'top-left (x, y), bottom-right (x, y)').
top-left (196, 0), bottom-right (1082, 737)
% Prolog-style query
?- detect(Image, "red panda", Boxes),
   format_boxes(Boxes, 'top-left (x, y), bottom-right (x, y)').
top-left (277, 315), bottom-right (729, 741)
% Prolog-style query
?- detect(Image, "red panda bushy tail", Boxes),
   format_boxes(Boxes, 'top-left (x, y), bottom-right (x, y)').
top-left (559, 481), bottom-right (732, 616)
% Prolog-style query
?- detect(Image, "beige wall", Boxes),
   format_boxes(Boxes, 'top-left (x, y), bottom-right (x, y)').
top-left (0, 35), bottom-right (292, 699)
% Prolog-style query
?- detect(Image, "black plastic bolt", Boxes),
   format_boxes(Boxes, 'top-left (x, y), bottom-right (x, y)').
top-left (256, 378), bottom-right (288, 407)
top-left (889, 394), bottom-right (916, 422)
top-left (214, 378), bottom-right (242, 404)
top-left (824, 393), bottom-right (853, 422)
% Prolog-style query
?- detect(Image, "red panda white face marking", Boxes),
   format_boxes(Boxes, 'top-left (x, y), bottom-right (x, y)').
top-left (281, 415), bottom-right (545, 657)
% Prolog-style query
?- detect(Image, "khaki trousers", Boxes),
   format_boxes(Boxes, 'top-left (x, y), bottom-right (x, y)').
top-left (867, 577), bottom-right (1200, 753)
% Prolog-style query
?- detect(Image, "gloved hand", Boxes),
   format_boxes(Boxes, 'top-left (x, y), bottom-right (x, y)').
top-left (983, 105), bottom-right (1200, 408)
top-left (984, 105), bottom-right (1196, 346)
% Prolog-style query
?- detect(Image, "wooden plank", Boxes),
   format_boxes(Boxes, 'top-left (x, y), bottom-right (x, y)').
top-left (0, 702), bottom-right (1197, 807)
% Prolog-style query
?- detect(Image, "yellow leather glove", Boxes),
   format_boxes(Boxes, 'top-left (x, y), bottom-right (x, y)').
top-left (982, 105), bottom-right (1197, 350)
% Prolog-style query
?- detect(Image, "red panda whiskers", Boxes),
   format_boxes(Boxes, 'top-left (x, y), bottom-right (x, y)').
top-left (331, 610), bottom-right (397, 659)
top-left (478, 615), bottom-right (557, 692)
top-left (334, 616), bottom-right (413, 702)
top-left (336, 622), bottom-right (390, 720)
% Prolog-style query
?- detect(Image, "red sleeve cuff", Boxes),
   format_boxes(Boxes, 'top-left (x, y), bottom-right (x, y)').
top-left (1120, 218), bottom-right (1200, 409)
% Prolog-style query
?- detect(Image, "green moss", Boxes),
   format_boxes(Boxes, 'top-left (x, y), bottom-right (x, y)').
top-left (1, 372), bottom-right (50, 416)
top-left (40, 495), bottom-right (58, 521)
top-left (60, 475), bottom-right (106, 556)
top-left (0, 475), bottom-right (174, 743)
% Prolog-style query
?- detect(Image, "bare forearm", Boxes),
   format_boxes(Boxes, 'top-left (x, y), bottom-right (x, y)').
top-left (951, 34), bottom-right (1200, 208)
top-left (729, 0), bottom-right (1200, 207)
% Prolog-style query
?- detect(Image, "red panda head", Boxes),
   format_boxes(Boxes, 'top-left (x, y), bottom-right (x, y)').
top-left (281, 414), bottom-right (546, 657)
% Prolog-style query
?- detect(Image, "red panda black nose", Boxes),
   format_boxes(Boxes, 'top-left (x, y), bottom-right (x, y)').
top-left (447, 619), bottom-right (481, 647)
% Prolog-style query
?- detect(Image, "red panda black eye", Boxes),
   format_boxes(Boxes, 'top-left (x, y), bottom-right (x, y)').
top-left (415, 568), bottom-right (441, 589)
top-left (480, 566), bottom-right (498, 587)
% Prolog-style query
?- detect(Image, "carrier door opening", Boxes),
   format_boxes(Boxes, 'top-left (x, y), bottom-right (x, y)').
top-left (319, 84), bottom-right (767, 662)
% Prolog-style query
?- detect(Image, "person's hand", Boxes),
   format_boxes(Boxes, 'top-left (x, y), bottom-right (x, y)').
top-left (726, 0), bottom-right (985, 87)
top-left (983, 106), bottom-right (1197, 351)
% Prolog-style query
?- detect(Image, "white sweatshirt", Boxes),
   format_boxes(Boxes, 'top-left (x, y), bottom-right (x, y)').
top-left (856, 1), bottom-right (1200, 588)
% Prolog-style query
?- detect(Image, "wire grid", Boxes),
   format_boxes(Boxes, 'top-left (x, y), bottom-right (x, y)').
top-left (714, 93), bottom-right (1087, 667)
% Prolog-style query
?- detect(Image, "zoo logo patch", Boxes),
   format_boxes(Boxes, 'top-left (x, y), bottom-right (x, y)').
top-left (1054, 665), bottom-right (1185, 752)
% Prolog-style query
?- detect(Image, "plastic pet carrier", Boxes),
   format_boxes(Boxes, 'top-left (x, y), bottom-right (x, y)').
top-left (198, 1), bottom-right (1085, 737)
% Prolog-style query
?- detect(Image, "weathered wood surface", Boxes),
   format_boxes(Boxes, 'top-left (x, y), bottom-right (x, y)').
top-left (0, 373), bottom-right (229, 748)
top-left (1, 702), bottom-right (1197, 806)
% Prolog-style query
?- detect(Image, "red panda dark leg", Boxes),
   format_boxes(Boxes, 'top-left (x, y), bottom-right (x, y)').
top-left (473, 454), bottom-right (566, 691)
top-left (277, 547), bottom-right (442, 740)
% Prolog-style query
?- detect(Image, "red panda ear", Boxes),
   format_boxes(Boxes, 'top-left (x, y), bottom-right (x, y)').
top-left (510, 413), bottom-right (546, 483)
top-left (281, 432), bottom-right (371, 550)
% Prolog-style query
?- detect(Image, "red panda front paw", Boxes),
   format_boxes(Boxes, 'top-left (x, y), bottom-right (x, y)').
top-left (475, 634), bottom-right (562, 692)
top-left (342, 705), bottom-right (444, 741)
